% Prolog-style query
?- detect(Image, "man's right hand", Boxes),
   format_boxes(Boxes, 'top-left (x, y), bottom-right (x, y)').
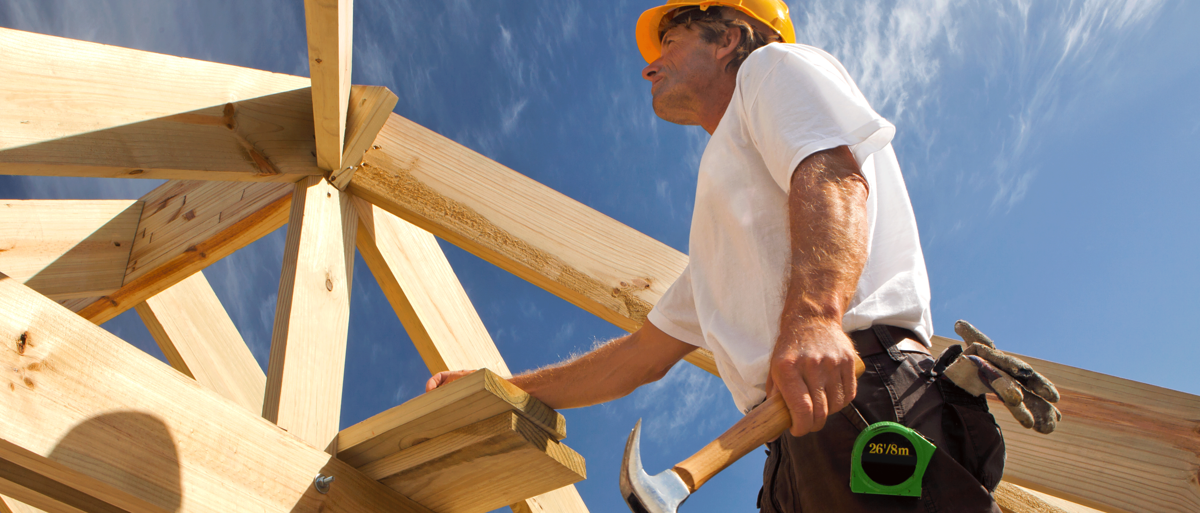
top-left (768, 321), bottom-right (861, 437)
top-left (426, 369), bottom-right (475, 392)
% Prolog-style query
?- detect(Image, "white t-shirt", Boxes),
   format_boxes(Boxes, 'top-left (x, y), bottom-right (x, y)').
top-left (646, 43), bottom-right (933, 413)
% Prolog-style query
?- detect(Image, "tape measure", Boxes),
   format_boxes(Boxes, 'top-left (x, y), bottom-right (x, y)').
top-left (850, 422), bottom-right (936, 497)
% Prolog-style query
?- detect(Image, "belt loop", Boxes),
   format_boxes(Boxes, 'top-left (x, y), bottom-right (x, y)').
top-left (873, 325), bottom-right (905, 362)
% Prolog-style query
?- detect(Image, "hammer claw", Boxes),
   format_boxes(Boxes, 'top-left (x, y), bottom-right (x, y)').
top-left (620, 419), bottom-right (691, 513)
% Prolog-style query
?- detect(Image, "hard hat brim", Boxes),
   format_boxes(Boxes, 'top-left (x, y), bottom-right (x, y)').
top-left (635, 4), bottom-right (680, 64)
top-left (635, 1), bottom-right (796, 64)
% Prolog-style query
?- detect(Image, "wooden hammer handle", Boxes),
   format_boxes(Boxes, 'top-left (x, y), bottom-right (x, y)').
top-left (670, 356), bottom-right (866, 492)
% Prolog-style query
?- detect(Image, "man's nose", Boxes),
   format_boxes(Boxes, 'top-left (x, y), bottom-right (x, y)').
top-left (642, 60), bottom-right (661, 81)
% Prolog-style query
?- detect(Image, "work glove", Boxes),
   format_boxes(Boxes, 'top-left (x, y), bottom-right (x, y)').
top-left (939, 320), bottom-right (1062, 434)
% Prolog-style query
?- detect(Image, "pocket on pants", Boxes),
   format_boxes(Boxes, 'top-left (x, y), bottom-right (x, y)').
top-left (939, 383), bottom-right (1006, 493)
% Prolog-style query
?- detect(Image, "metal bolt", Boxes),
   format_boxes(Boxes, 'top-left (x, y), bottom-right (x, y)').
top-left (314, 474), bottom-right (334, 494)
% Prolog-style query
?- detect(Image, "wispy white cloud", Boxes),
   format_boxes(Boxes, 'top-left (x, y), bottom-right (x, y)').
top-left (631, 363), bottom-right (731, 443)
top-left (791, 0), bottom-right (1165, 214)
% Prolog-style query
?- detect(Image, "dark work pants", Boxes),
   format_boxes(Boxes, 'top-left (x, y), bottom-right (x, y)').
top-left (759, 346), bottom-right (1005, 512)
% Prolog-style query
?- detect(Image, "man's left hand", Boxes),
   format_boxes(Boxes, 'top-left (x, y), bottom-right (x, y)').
top-left (768, 321), bottom-right (860, 437)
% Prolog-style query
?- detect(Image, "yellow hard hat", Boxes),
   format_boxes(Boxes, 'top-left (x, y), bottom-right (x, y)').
top-left (635, 0), bottom-right (795, 63)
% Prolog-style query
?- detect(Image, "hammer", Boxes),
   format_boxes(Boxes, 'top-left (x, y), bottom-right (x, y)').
top-left (620, 356), bottom-right (866, 513)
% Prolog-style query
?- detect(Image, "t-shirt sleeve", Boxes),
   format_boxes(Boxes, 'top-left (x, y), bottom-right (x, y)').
top-left (645, 264), bottom-right (707, 348)
top-left (740, 45), bottom-right (897, 192)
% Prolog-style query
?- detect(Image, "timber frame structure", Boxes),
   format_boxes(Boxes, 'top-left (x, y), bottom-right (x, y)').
top-left (0, 3), bottom-right (1197, 513)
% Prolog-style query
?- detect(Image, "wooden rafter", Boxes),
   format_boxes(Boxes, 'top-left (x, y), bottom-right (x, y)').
top-left (135, 271), bottom-right (266, 415)
top-left (0, 200), bottom-right (141, 300)
top-left (350, 114), bottom-right (687, 334)
top-left (0, 28), bottom-right (320, 183)
top-left (263, 176), bottom-right (357, 452)
top-left (303, 0), bottom-right (354, 172)
top-left (0, 273), bottom-right (432, 512)
top-left (75, 180), bottom-right (293, 325)
top-left (353, 199), bottom-right (510, 376)
top-left (330, 86), bottom-right (400, 189)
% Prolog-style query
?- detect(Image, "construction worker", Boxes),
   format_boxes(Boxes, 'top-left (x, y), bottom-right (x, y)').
top-left (429, 1), bottom-right (1060, 510)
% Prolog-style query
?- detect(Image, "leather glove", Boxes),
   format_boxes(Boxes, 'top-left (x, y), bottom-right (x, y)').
top-left (940, 320), bottom-right (1062, 434)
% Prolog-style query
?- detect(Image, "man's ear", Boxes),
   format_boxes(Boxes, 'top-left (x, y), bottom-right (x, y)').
top-left (714, 24), bottom-right (743, 64)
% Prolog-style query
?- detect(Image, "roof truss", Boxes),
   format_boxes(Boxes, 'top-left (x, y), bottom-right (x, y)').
top-left (0, 5), bottom-right (1195, 512)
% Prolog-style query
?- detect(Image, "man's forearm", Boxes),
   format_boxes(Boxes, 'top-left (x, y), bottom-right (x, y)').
top-left (769, 145), bottom-right (870, 435)
top-left (508, 321), bottom-right (694, 410)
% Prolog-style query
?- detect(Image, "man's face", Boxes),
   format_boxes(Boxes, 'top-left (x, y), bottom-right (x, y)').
top-left (642, 24), bottom-right (726, 125)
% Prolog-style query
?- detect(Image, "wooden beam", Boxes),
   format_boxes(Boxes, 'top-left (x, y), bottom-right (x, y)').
top-left (338, 369), bottom-right (565, 467)
top-left (0, 28), bottom-right (320, 182)
top-left (0, 273), bottom-right (432, 512)
top-left (349, 114), bottom-right (687, 335)
top-left (304, 0), bottom-right (354, 172)
top-left (330, 86), bottom-right (399, 189)
top-left (0, 495), bottom-right (48, 513)
top-left (134, 271), bottom-right (266, 414)
top-left (348, 113), bottom-right (719, 383)
top-left (351, 200), bottom-right (591, 512)
top-left (353, 199), bottom-right (509, 376)
top-left (0, 200), bottom-right (141, 300)
top-left (364, 411), bottom-right (586, 513)
top-left (263, 177), bottom-right (357, 452)
top-left (931, 336), bottom-right (1200, 512)
top-left (996, 482), bottom-right (1103, 513)
top-left (508, 487), bottom-right (591, 513)
top-left (0, 439), bottom-right (161, 513)
top-left (77, 180), bottom-right (294, 325)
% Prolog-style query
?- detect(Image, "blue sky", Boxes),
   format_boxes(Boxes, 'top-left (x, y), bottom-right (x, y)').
top-left (1, 0), bottom-right (1197, 511)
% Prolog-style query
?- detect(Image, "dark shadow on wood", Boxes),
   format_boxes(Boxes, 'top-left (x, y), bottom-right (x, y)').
top-left (0, 411), bottom-right (180, 512)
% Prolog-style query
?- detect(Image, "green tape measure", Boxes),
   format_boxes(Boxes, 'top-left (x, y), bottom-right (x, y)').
top-left (850, 422), bottom-right (936, 497)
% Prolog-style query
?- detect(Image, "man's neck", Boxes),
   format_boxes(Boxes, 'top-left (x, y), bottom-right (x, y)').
top-left (698, 73), bottom-right (737, 135)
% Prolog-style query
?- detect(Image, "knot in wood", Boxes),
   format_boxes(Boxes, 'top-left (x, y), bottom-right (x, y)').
top-left (325, 278), bottom-right (334, 291)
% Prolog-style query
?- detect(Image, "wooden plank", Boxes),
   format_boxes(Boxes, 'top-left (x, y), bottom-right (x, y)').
top-left (348, 113), bottom-right (718, 383)
top-left (134, 271), bottom-right (266, 415)
top-left (76, 180), bottom-right (293, 325)
top-left (349, 114), bottom-right (688, 334)
top-left (263, 176), bottom-right (357, 452)
top-left (353, 198), bottom-right (509, 376)
top-left (0, 273), bottom-right (432, 512)
top-left (0, 200), bottom-right (141, 300)
top-left (0, 439), bottom-right (160, 513)
top-left (330, 86), bottom-right (399, 189)
top-left (0, 495), bottom-right (48, 513)
top-left (508, 487), bottom-right (590, 513)
top-left (338, 369), bottom-right (565, 468)
top-left (352, 200), bottom-right (589, 512)
top-left (0, 90), bottom-right (323, 183)
top-left (363, 411), bottom-right (586, 513)
top-left (931, 335), bottom-right (1200, 513)
top-left (303, 0), bottom-right (354, 172)
top-left (0, 28), bottom-right (320, 182)
top-left (996, 482), bottom-right (1105, 513)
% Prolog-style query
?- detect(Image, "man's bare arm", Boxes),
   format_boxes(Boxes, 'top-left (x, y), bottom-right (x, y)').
top-left (425, 320), bottom-right (696, 410)
top-left (771, 145), bottom-right (869, 437)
